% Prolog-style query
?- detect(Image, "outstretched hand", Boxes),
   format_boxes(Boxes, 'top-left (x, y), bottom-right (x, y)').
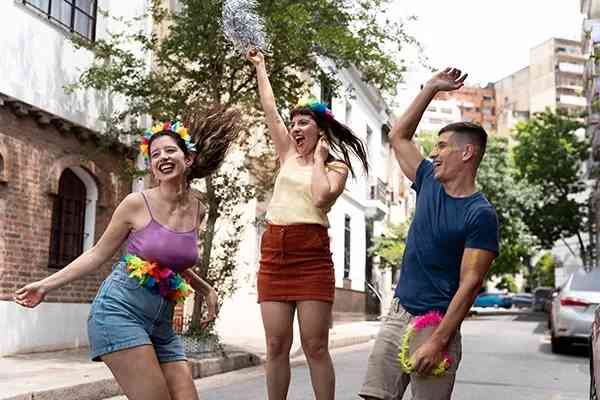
top-left (14, 281), bottom-right (48, 308)
top-left (425, 67), bottom-right (468, 92)
top-left (246, 48), bottom-right (265, 66)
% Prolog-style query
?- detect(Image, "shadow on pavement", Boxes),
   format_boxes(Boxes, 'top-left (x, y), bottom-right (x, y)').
top-left (538, 340), bottom-right (590, 358)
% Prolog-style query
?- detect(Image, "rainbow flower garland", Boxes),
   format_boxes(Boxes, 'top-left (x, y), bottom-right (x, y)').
top-left (122, 254), bottom-right (193, 304)
top-left (297, 98), bottom-right (335, 120)
top-left (139, 121), bottom-right (196, 168)
top-left (397, 311), bottom-right (453, 377)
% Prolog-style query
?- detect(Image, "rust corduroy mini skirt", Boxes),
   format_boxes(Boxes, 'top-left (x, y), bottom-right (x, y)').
top-left (257, 223), bottom-right (335, 303)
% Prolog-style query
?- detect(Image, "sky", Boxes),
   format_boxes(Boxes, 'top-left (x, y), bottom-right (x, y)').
top-left (391, 0), bottom-right (583, 90)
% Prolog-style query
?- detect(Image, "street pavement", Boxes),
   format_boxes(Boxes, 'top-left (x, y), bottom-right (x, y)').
top-left (118, 311), bottom-right (589, 400)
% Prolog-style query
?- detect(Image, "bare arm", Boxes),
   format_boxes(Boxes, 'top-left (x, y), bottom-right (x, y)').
top-left (412, 248), bottom-right (496, 374)
top-left (389, 68), bottom-right (467, 181)
top-left (311, 138), bottom-right (349, 208)
top-left (181, 268), bottom-right (218, 326)
top-left (247, 50), bottom-right (292, 160)
top-left (15, 193), bottom-right (139, 307)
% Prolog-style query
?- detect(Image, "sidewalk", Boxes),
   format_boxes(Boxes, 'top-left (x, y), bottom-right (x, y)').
top-left (0, 319), bottom-right (379, 400)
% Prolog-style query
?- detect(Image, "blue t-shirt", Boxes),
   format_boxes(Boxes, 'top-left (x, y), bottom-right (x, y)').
top-left (395, 160), bottom-right (499, 316)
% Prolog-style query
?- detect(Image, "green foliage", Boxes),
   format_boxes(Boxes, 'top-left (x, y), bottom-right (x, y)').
top-left (495, 275), bottom-right (518, 293)
top-left (69, 0), bottom-right (415, 329)
top-left (71, 0), bottom-right (413, 121)
top-left (477, 136), bottom-right (537, 277)
top-left (370, 223), bottom-right (409, 267)
top-left (416, 130), bottom-right (436, 158)
top-left (527, 251), bottom-right (558, 288)
top-left (512, 109), bottom-right (589, 259)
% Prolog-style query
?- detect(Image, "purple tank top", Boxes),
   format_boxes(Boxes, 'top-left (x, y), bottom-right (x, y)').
top-left (126, 193), bottom-right (199, 272)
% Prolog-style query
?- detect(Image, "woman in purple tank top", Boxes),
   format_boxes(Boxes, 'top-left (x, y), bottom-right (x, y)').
top-left (14, 107), bottom-right (241, 400)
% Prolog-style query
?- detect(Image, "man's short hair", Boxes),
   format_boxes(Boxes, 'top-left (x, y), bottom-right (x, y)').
top-left (438, 122), bottom-right (488, 165)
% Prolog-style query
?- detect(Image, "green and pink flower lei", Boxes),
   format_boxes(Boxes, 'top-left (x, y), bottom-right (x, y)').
top-left (397, 311), bottom-right (453, 377)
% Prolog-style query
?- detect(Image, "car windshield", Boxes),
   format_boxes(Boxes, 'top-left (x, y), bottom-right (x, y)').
top-left (569, 268), bottom-right (600, 292)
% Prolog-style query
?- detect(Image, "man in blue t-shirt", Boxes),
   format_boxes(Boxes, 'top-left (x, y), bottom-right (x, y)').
top-left (360, 68), bottom-right (499, 400)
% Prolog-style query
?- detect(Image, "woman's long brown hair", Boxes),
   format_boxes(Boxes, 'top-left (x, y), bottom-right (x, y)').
top-left (290, 107), bottom-right (369, 177)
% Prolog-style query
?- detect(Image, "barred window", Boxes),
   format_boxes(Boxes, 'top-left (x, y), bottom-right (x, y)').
top-left (49, 169), bottom-right (86, 269)
top-left (23, 0), bottom-right (97, 41)
top-left (344, 215), bottom-right (351, 279)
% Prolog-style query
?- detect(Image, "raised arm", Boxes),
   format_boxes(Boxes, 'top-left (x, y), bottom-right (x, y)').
top-left (311, 138), bottom-right (349, 208)
top-left (389, 68), bottom-right (467, 181)
top-left (247, 49), bottom-right (292, 160)
top-left (14, 193), bottom-right (139, 308)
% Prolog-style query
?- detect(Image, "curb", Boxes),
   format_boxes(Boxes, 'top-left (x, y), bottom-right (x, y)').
top-left (1, 351), bottom-right (261, 400)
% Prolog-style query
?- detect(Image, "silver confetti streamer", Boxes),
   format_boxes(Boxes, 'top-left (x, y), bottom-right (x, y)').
top-left (222, 0), bottom-right (269, 55)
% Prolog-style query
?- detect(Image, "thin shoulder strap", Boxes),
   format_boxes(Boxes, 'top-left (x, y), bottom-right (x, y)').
top-left (140, 191), bottom-right (155, 220)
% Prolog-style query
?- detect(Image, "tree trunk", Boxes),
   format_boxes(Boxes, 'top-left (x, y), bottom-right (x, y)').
top-left (191, 175), bottom-right (220, 330)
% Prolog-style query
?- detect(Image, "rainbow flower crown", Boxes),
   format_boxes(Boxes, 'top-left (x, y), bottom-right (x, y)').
top-left (296, 98), bottom-right (334, 120)
top-left (139, 121), bottom-right (196, 166)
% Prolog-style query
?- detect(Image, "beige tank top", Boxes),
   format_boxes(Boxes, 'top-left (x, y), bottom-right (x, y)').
top-left (266, 156), bottom-right (332, 227)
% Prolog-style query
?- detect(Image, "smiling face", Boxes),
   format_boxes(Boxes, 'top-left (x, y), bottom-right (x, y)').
top-left (148, 134), bottom-right (192, 182)
top-left (289, 113), bottom-right (322, 156)
top-left (429, 131), bottom-right (469, 182)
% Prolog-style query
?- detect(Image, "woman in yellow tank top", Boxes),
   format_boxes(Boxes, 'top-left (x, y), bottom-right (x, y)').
top-left (248, 49), bottom-right (369, 400)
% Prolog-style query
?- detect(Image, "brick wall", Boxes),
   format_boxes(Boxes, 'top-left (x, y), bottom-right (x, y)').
top-left (0, 106), bottom-right (131, 303)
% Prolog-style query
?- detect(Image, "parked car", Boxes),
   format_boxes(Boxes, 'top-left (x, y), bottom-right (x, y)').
top-left (590, 306), bottom-right (600, 400)
top-left (533, 287), bottom-right (554, 312)
top-left (549, 267), bottom-right (600, 354)
top-left (511, 293), bottom-right (533, 309)
top-left (473, 292), bottom-right (512, 309)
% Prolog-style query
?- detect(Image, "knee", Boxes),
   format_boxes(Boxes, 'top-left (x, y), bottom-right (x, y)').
top-left (301, 337), bottom-right (329, 361)
top-left (265, 335), bottom-right (292, 359)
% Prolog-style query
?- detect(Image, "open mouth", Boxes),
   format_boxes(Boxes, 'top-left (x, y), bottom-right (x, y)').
top-left (158, 161), bottom-right (175, 174)
top-left (293, 135), bottom-right (306, 147)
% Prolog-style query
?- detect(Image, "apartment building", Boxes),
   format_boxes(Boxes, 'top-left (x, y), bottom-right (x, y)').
top-left (495, 38), bottom-right (586, 136)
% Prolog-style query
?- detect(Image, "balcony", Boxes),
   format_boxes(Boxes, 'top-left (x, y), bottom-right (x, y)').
top-left (366, 178), bottom-right (388, 220)
top-left (558, 62), bottom-right (585, 75)
top-left (558, 94), bottom-right (587, 107)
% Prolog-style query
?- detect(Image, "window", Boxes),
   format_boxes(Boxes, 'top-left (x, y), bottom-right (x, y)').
top-left (381, 124), bottom-right (390, 146)
top-left (441, 108), bottom-right (453, 114)
top-left (49, 169), bottom-right (87, 268)
top-left (320, 74), bottom-right (334, 111)
top-left (23, 0), bottom-right (97, 41)
top-left (345, 100), bottom-right (353, 125)
top-left (344, 215), bottom-right (351, 279)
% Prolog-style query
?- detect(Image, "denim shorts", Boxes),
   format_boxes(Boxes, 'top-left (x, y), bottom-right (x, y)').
top-left (87, 261), bottom-right (186, 363)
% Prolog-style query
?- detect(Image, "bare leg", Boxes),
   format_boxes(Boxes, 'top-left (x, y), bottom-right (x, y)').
top-left (161, 360), bottom-right (200, 400)
top-left (297, 300), bottom-right (335, 400)
top-left (260, 301), bottom-right (295, 400)
top-left (101, 345), bottom-right (172, 400)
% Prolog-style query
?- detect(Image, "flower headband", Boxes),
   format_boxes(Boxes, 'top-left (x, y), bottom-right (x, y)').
top-left (296, 98), bottom-right (335, 120)
top-left (139, 121), bottom-right (196, 167)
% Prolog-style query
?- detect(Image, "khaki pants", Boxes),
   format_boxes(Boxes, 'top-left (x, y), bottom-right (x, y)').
top-left (359, 298), bottom-right (462, 400)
